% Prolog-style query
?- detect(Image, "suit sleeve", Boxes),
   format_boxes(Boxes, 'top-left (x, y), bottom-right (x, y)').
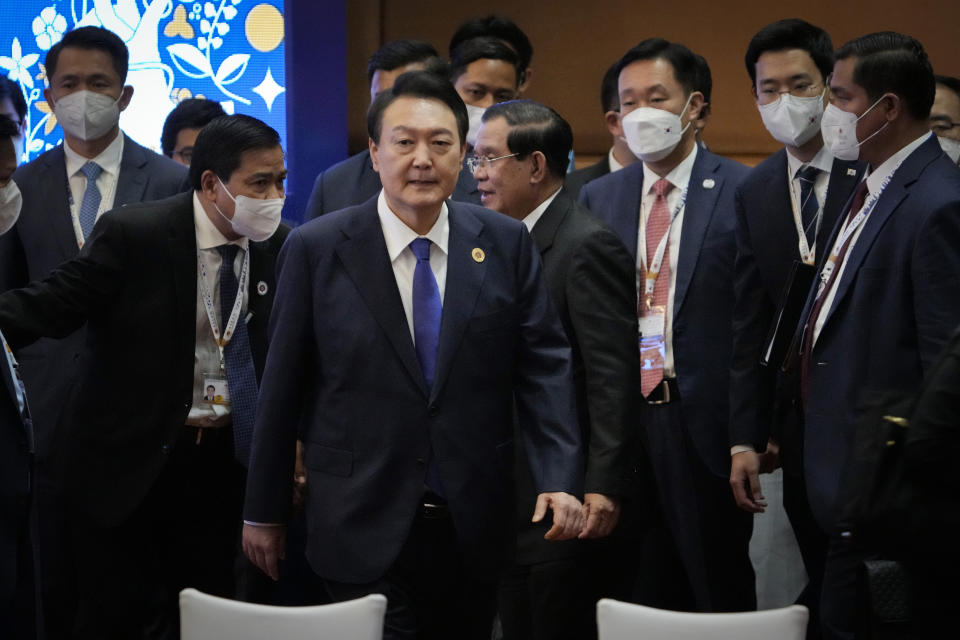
top-left (512, 224), bottom-right (584, 497)
top-left (244, 229), bottom-right (315, 524)
top-left (578, 181), bottom-right (595, 212)
top-left (912, 198), bottom-right (960, 371)
top-left (567, 227), bottom-right (640, 495)
top-left (0, 212), bottom-right (125, 349)
top-left (0, 223), bottom-right (28, 293)
top-left (303, 171), bottom-right (325, 220)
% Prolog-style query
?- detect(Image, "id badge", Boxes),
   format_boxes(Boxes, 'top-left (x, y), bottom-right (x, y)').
top-left (202, 375), bottom-right (230, 406)
top-left (638, 310), bottom-right (666, 373)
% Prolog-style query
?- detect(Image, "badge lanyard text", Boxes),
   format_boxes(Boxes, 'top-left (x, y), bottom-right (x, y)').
top-left (640, 187), bottom-right (688, 312)
top-left (198, 248), bottom-right (250, 372)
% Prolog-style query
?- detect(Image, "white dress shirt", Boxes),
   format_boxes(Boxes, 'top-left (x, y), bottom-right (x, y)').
top-left (608, 147), bottom-right (625, 174)
top-left (521, 188), bottom-right (562, 232)
top-left (813, 132), bottom-right (932, 344)
top-left (637, 144), bottom-right (698, 377)
top-left (63, 132), bottom-right (124, 248)
top-left (377, 190), bottom-right (449, 343)
top-left (786, 144), bottom-right (834, 263)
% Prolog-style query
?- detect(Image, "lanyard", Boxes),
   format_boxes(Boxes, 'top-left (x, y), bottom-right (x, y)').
top-left (640, 187), bottom-right (688, 306)
top-left (197, 247), bottom-right (250, 365)
top-left (788, 165), bottom-right (828, 265)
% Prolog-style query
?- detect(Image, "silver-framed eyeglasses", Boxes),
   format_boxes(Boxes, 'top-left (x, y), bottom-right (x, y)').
top-left (467, 152), bottom-right (520, 173)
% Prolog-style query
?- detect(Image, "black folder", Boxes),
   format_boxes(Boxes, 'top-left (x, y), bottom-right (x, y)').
top-left (762, 260), bottom-right (816, 370)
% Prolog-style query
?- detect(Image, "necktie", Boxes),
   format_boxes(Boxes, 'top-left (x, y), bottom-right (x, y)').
top-left (79, 161), bottom-right (103, 240)
top-left (410, 237), bottom-right (445, 497)
top-left (217, 244), bottom-right (258, 466)
top-left (796, 165), bottom-right (821, 251)
top-left (799, 179), bottom-right (870, 400)
top-left (639, 178), bottom-right (674, 397)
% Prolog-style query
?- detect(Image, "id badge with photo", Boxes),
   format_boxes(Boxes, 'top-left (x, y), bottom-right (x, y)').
top-left (202, 375), bottom-right (230, 406)
top-left (638, 309), bottom-right (666, 373)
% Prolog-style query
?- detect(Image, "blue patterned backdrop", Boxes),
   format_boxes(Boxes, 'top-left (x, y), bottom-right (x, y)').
top-left (0, 0), bottom-right (286, 161)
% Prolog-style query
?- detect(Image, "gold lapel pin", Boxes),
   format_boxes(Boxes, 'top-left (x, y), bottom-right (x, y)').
top-left (472, 248), bottom-right (485, 263)
top-left (847, 168), bottom-right (857, 177)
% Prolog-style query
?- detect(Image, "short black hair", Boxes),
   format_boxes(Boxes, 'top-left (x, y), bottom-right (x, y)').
top-left (482, 100), bottom-right (573, 179)
top-left (744, 19), bottom-right (834, 87)
top-left (0, 78), bottom-right (27, 123)
top-left (366, 40), bottom-right (447, 87)
top-left (449, 37), bottom-right (522, 87)
top-left (189, 115), bottom-right (281, 191)
top-left (935, 75), bottom-right (960, 103)
top-left (0, 114), bottom-right (19, 140)
top-left (367, 71), bottom-right (468, 146)
top-left (449, 15), bottom-right (533, 75)
top-left (616, 38), bottom-right (702, 98)
top-left (835, 32), bottom-right (935, 121)
top-left (692, 53), bottom-right (712, 120)
top-left (161, 99), bottom-right (227, 157)
top-left (600, 62), bottom-right (620, 114)
top-left (45, 26), bottom-right (129, 83)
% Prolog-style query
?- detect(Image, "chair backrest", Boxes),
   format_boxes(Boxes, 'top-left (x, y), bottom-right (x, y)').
top-left (180, 589), bottom-right (387, 640)
top-left (596, 599), bottom-right (808, 640)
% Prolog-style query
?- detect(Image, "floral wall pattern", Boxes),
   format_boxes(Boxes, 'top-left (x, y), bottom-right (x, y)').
top-left (0, 0), bottom-right (286, 161)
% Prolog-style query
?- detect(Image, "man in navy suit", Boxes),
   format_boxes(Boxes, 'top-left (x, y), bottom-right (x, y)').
top-left (580, 39), bottom-right (754, 612)
top-left (243, 72), bottom-right (584, 640)
top-left (796, 32), bottom-right (960, 640)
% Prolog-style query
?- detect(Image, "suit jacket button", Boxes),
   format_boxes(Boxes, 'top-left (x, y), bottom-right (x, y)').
top-left (416, 457), bottom-right (426, 467)
top-left (161, 444), bottom-right (169, 454)
top-left (428, 405), bottom-right (438, 417)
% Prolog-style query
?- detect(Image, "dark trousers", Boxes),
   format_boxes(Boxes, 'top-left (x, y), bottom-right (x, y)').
top-left (498, 558), bottom-right (589, 640)
top-left (634, 400), bottom-right (756, 612)
top-left (0, 491), bottom-right (35, 639)
top-left (820, 537), bottom-right (877, 640)
top-left (784, 469), bottom-right (828, 640)
top-left (32, 463), bottom-right (75, 640)
top-left (72, 425), bottom-right (245, 640)
top-left (323, 508), bottom-right (498, 640)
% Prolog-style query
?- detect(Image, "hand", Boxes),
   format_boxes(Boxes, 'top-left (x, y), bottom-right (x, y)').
top-left (729, 450), bottom-right (767, 513)
top-left (533, 492), bottom-right (584, 541)
top-left (292, 440), bottom-right (307, 512)
top-left (758, 438), bottom-right (781, 475)
top-left (242, 523), bottom-right (286, 581)
top-left (579, 493), bottom-right (621, 539)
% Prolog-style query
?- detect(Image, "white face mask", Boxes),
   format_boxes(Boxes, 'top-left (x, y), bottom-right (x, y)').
top-left (0, 179), bottom-right (22, 235)
top-left (758, 89), bottom-right (826, 147)
top-left (820, 95), bottom-right (889, 162)
top-left (621, 93), bottom-right (695, 163)
top-left (937, 136), bottom-right (960, 165)
top-left (52, 90), bottom-right (122, 141)
top-left (465, 103), bottom-right (486, 147)
top-left (215, 177), bottom-right (283, 242)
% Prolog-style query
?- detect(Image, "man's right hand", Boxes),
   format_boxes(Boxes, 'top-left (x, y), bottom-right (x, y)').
top-left (242, 523), bottom-right (287, 581)
top-left (730, 450), bottom-right (767, 513)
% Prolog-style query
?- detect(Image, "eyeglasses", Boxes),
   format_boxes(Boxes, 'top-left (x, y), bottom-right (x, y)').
top-left (466, 152), bottom-right (519, 173)
top-left (930, 119), bottom-right (960, 135)
top-left (759, 84), bottom-right (824, 102)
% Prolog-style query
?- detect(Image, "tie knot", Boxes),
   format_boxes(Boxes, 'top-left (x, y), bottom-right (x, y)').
top-left (217, 244), bottom-right (240, 263)
top-left (410, 237), bottom-right (432, 261)
top-left (796, 165), bottom-right (820, 183)
top-left (652, 178), bottom-right (673, 199)
top-left (80, 161), bottom-right (102, 181)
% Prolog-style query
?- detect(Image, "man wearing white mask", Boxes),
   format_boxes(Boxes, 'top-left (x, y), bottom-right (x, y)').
top-left (0, 114), bottom-right (289, 637)
top-left (0, 115), bottom-right (22, 236)
top-left (580, 39), bottom-right (753, 612)
top-left (0, 26), bottom-right (188, 636)
top-left (795, 32), bottom-right (960, 640)
top-left (729, 20), bottom-right (863, 636)
top-left (930, 75), bottom-right (960, 165)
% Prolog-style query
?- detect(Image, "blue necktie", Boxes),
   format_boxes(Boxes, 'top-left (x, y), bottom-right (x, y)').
top-left (410, 238), bottom-right (444, 497)
top-left (79, 161), bottom-right (103, 240)
top-left (796, 165), bottom-right (821, 251)
top-left (217, 244), bottom-right (258, 466)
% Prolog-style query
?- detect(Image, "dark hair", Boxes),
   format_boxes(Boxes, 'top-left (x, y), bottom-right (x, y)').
top-left (482, 100), bottom-right (573, 179)
top-left (367, 71), bottom-right (468, 146)
top-left (0, 78), bottom-right (27, 123)
top-left (835, 32), bottom-right (934, 121)
top-left (161, 99), bottom-right (227, 157)
top-left (935, 75), bottom-right (960, 103)
top-left (45, 26), bottom-right (129, 83)
top-left (449, 15), bottom-right (533, 75)
top-left (449, 37), bottom-right (522, 87)
top-left (189, 115), bottom-right (281, 191)
top-left (692, 53), bottom-right (712, 120)
top-left (744, 19), bottom-right (834, 87)
top-left (366, 40), bottom-right (446, 87)
top-left (600, 62), bottom-right (620, 113)
top-left (616, 38), bottom-right (702, 98)
top-left (0, 114), bottom-right (19, 140)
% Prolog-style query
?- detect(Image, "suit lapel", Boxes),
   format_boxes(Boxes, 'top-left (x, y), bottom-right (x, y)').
top-left (529, 190), bottom-right (572, 256)
top-left (114, 135), bottom-right (149, 207)
top-left (758, 151), bottom-right (797, 260)
top-left (335, 204), bottom-right (428, 397)
top-left (818, 159), bottom-right (861, 257)
top-left (46, 146), bottom-right (81, 261)
top-left (167, 192), bottom-right (199, 373)
top-left (612, 163), bottom-right (645, 258)
top-left (674, 150), bottom-right (724, 317)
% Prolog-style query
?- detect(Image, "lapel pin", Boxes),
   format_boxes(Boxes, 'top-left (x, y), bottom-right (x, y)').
top-left (847, 168), bottom-right (857, 177)
top-left (702, 178), bottom-right (715, 189)
top-left (472, 248), bottom-right (485, 263)
top-left (256, 281), bottom-right (268, 296)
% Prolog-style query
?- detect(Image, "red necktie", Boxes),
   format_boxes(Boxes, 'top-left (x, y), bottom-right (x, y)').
top-left (640, 178), bottom-right (674, 397)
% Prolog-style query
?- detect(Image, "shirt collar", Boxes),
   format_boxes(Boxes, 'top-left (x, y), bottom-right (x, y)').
top-left (522, 187), bottom-right (562, 232)
top-left (642, 142), bottom-right (698, 195)
top-left (786, 143), bottom-right (834, 178)
top-left (377, 189), bottom-right (449, 262)
top-left (865, 132), bottom-right (933, 195)
top-left (63, 129), bottom-right (124, 178)
top-left (193, 191), bottom-right (249, 251)
top-left (607, 147), bottom-right (624, 173)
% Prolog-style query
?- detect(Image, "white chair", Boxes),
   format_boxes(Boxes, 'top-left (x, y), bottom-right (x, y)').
top-left (179, 589), bottom-right (387, 640)
top-left (597, 599), bottom-right (808, 640)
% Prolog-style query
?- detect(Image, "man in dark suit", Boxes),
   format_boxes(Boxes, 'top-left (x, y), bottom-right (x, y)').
top-left (566, 62), bottom-right (637, 200)
top-left (242, 72), bottom-right (584, 640)
top-left (795, 32), bottom-right (960, 640)
top-left (473, 99), bottom-right (642, 640)
top-left (729, 20), bottom-right (863, 636)
top-left (0, 27), bottom-right (188, 635)
top-left (580, 39), bottom-right (754, 612)
top-left (0, 114), bottom-right (289, 638)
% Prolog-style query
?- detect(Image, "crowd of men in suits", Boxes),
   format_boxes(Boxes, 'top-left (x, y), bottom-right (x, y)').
top-left (0, 13), bottom-right (959, 640)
